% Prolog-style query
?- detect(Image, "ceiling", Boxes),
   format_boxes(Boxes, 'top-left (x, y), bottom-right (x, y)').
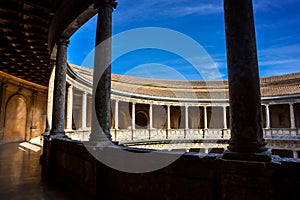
top-left (0, 1), bottom-right (61, 86)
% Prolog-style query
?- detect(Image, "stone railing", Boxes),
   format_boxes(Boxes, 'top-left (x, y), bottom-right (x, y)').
top-left (112, 129), bottom-right (231, 142)
top-left (65, 128), bottom-right (300, 143)
top-left (264, 128), bottom-right (300, 139)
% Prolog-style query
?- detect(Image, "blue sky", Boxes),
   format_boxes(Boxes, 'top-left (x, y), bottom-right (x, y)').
top-left (68, 0), bottom-right (300, 80)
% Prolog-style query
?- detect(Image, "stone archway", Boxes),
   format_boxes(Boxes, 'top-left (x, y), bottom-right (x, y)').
top-left (3, 95), bottom-right (27, 141)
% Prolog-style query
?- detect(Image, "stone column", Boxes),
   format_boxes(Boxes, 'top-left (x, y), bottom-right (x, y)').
top-left (132, 102), bottom-right (135, 130)
top-left (265, 104), bottom-right (270, 129)
top-left (167, 105), bottom-right (171, 129)
top-left (81, 92), bottom-right (87, 130)
top-left (149, 104), bottom-right (153, 129)
top-left (45, 65), bottom-right (55, 132)
top-left (223, 106), bottom-right (227, 129)
top-left (114, 100), bottom-right (119, 130)
top-left (293, 150), bottom-right (298, 159)
top-left (204, 106), bottom-right (208, 129)
top-left (91, 0), bottom-right (117, 142)
top-left (289, 103), bottom-right (296, 129)
top-left (50, 37), bottom-right (69, 137)
top-left (66, 84), bottom-right (73, 130)
top-left (223, 0), bottom-right (269, 159)
top-left (185, 105), bottom-right (189, 129)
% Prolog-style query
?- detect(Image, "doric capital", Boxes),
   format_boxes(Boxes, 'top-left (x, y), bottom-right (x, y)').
top-left (57, 37), bottom-right (70, 46)
top-left (95, 0), bottom-right (118, 10)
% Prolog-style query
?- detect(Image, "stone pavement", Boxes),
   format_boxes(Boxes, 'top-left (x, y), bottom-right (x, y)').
top-left (0, 142), bottom-right (79, 200)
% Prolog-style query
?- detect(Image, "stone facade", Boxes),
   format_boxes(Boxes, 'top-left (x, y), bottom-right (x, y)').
top-left (0, 71), bottom-right (47, 142)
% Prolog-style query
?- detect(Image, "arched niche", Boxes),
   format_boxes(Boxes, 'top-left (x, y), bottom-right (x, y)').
top-left (135, 111), bottom-right (149, 129)
top-left (3, 95), bottom-right (27, 141)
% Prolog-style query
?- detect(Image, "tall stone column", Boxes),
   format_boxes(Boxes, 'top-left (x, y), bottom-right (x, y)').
top-left (223, 0), bottom-right (269, 159)
top-left (185, 105), bottom-right (189, 129)
top-left (223, 106), bottom-right (227, 129)
top-left (149, 104), bottom-right (153, 129)
top-left (45, 64), bottom-right (55, 132)
top-left (50, 37), bottom-right (69, 137)
top-left (167, 105), bottom-right (171, 129)
top-left (132, 102), bottom-right (135, 130)
top-left (289, 103), bottom-right (296, 129)
top-left (204, 106), bottom-right (208, 129)
top-left (91, 0), bottom-right (117, 142)
top-left (265, 104), bottom-right (270, 129)
top-left (81, 92), bottom-right (87, 130)
top-left (66, 84), bottom-right (73, 130)
top-left (114, 100), bottom-right (119, 130)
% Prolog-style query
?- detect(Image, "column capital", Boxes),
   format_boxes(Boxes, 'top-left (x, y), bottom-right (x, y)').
top-left (67, 84), bottom-right (73, 89)
top-left (289, 102), bottom-right (294, 106)
top-left (57, 37), bottom-right (70, 46)
top-left (82, 91), bottom-right (87, 96)
top-left (95, 0), bottom-right (118, 10)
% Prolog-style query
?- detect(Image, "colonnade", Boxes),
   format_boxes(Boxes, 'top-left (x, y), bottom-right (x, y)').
top-left (112, 100), bottom-right (229, 130)
top-left (263, 103), bottom-right (298, 129)
top-left (46, 0), bottom-right (299, 161)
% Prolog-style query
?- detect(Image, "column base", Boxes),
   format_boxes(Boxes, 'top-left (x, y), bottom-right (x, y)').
top-left (222, 149), bottom-right (272, 162)
top-left (47, 130), bottom-right (68, 140)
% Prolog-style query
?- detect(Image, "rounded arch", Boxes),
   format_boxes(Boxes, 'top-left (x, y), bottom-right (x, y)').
top-left (135, 111), bottom-right (149, 129)
top-left (3, 94), bottom-right (27, 141)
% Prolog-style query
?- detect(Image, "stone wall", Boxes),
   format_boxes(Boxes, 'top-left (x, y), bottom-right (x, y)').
top-left (0, 71), bottom-right (47, 142)
top-left (42, 138), bottom-right (300, 200)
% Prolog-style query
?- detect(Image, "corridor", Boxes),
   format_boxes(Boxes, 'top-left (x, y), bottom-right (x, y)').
top-left (0, 141), bottom-right (78, 199)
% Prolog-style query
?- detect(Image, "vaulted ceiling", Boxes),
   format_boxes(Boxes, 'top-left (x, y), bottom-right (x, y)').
top-left (1, 0), bottom-right (96, 86)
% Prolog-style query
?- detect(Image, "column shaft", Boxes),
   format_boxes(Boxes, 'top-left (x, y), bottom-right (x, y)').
top-left (149, 104), bottom-right (153, 129)
top-left (132, 103), bottom-right (135, 130)
top-left (50, 37), bottom-right (69, 136)
top-left (81, 92), bottom-right (87, 130)
top-left (167, 105), bottom-right (171, 129)
top-left (224, 0), bottom-right (267, 153)
top-left (45, 65), bottom-right (55, 132)
top-left (91, 0), bottom-right (117, 142)
top-left (204, 106), bottom-right (208, 129)
top-left (223, 106), bottom-right (227, 129)
top-left (114, 100), bottom-right (119, 130)
top-left (66, 85), bottom-right (73, 130)
top-left (265, 104), bottom-right (270, 129)
top-left (185, 106), bottom-right (189, 129)
top-left (289, 103), bottom-right (296, 129)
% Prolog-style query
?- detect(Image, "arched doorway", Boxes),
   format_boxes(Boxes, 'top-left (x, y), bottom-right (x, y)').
top-left (4, 95), bottom-right (27, 141)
